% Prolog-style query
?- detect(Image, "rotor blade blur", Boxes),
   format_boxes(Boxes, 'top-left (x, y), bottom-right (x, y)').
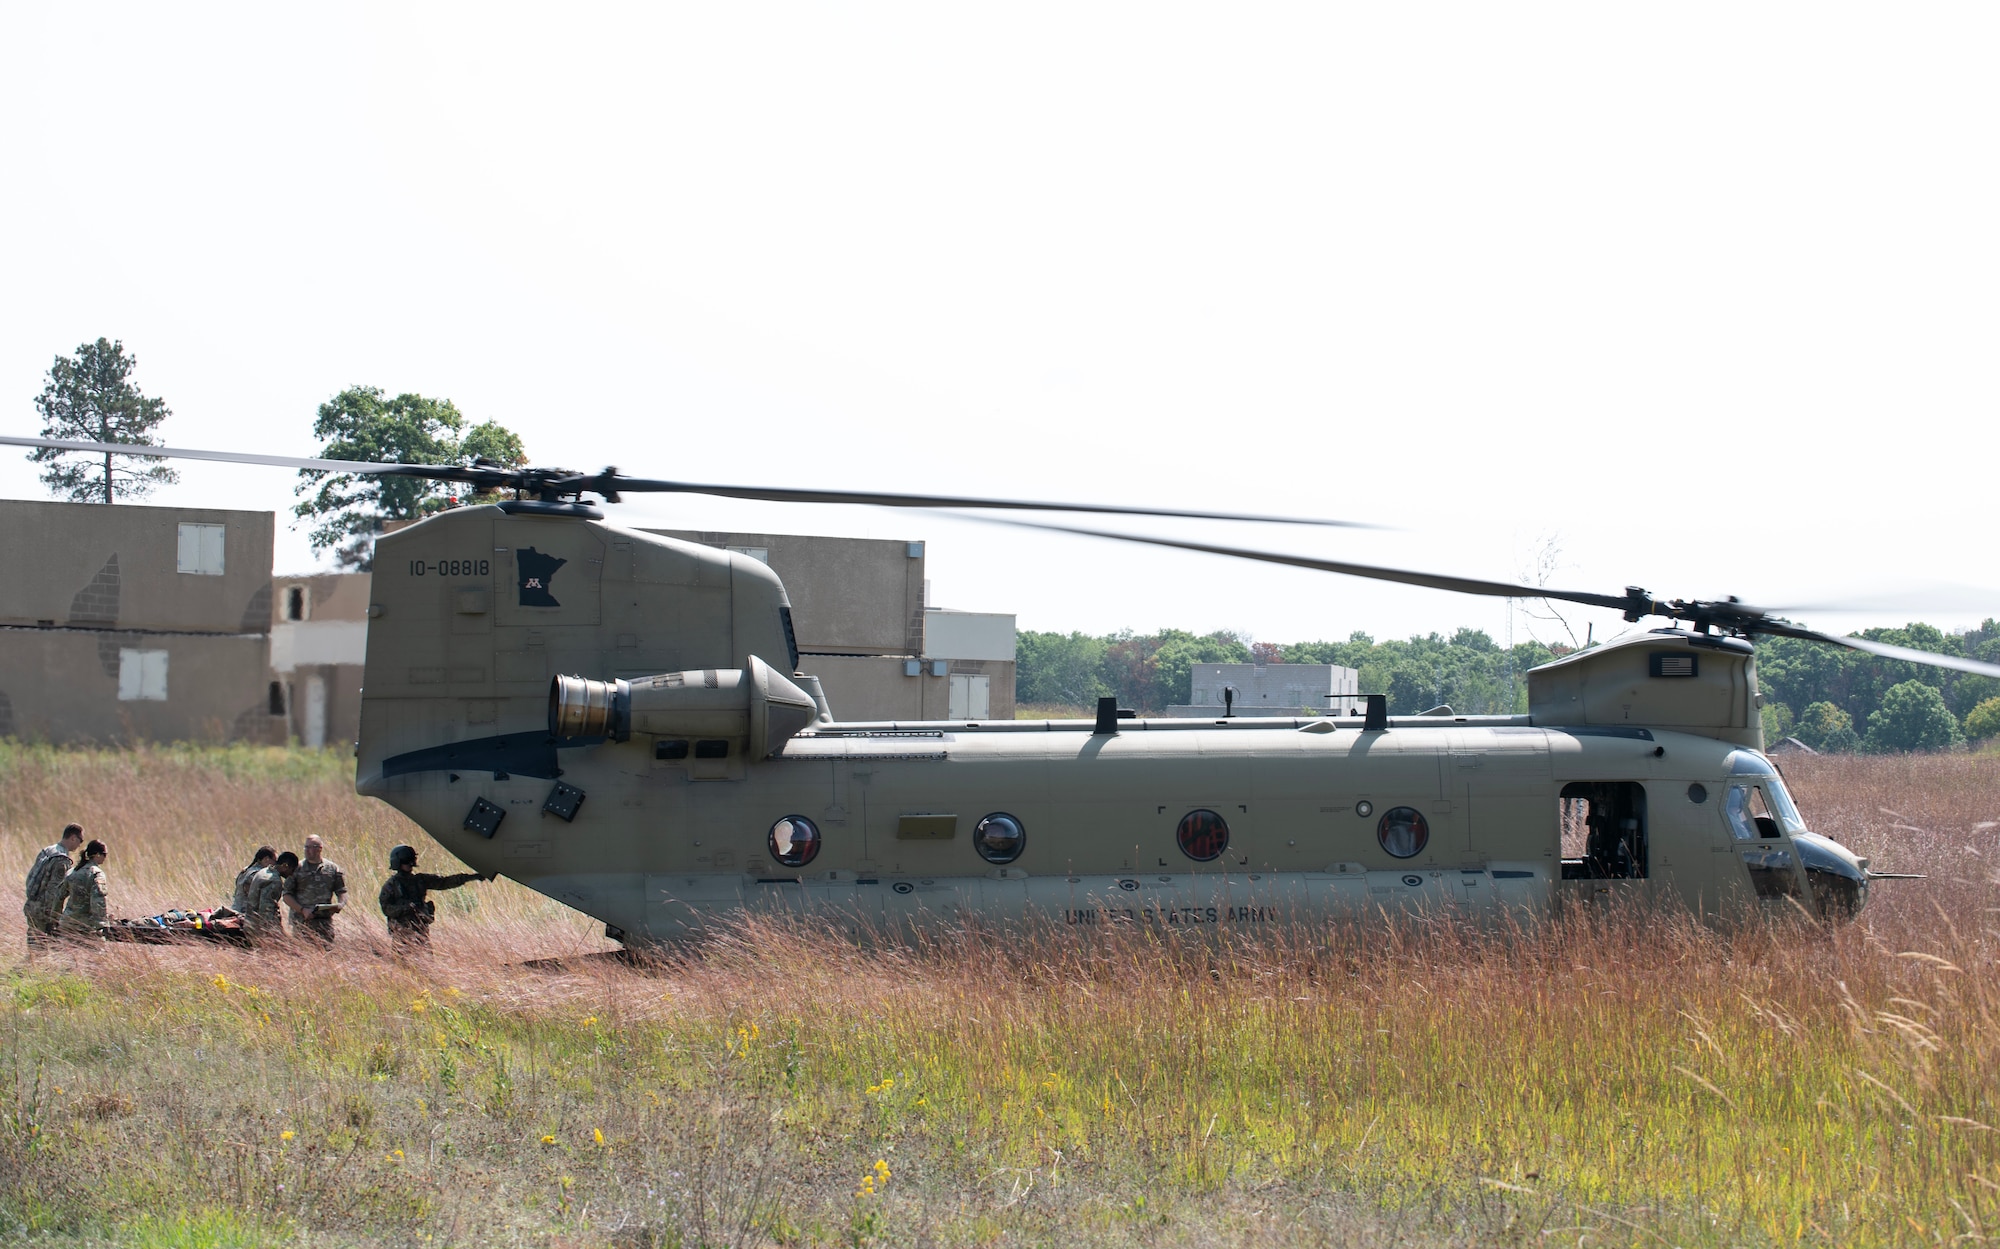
top-left (968, 516), bottom-right (1635, 611)
top-left (1753, 623), bottom-right (2000, 680)
top-left (0, 435), bottom-right (456, 478)
top-left (598, 477), bottom-right (1378, 527)
top-left (1752, 583), bottom-right (2000, 617)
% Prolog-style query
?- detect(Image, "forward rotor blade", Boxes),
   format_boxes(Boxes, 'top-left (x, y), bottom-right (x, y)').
top-left (968, 516), bottom-right (1636, 611)
top-left (5, 434), bottom-right (1377, 526)
top-left (591, 476), bottom-right (1377, 526)
top-left (1753, 622), bottom-right (2000, 680)
top-left (0, 435), bottom-right (454, 478)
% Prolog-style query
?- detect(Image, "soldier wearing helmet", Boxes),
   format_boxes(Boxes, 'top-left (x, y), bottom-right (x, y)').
top-left (378, 844), bottom-right (491, 952)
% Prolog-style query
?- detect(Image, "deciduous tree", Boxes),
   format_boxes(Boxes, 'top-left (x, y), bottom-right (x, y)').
top-left (1963, 696), bottom-right (2000, 744)
top-left (1794, 701), bottom-right (1860, 753)
top-left (1864, 681), bottom-right (1963, 754)
top-left (293, 386), bottom-right (527, 569)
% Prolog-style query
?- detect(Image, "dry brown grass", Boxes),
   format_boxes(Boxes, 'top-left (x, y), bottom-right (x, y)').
top-left (1, 743), bottom-right (1998, 1247)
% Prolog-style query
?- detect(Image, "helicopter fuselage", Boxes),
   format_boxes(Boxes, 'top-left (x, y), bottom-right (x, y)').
top-left (355, 504), bottom-right (1863, 941)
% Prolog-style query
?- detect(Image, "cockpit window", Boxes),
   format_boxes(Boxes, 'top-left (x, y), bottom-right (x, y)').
top-left (1759, 778), bottom-right (1808, 835)
top-left (1725, 782), bottom-right (1803, 841)
top-left (1724, 785), bottom-right (1757, 841)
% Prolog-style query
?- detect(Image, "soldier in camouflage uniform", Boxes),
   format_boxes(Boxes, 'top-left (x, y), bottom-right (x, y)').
top-left (282, 835), bottom-right (347, 945)
top-left (58, 839), bottom-right (110, 937)
top-left (378, 844), bottom-right (490, 952)
top-left (23, 823), bottom-right (84, 953)
top-left (240, 851), bottom-right (290, 941)
top-left (229, 846), bottom-right (277, 913)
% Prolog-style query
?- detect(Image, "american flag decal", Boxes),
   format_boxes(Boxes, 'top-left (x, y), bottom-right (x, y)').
top-left (1651, 653), bottom-right (1696, 678)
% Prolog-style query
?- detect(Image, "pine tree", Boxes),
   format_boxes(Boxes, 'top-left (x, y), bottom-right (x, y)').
top-left (28, 338), bottom-right (177, 503)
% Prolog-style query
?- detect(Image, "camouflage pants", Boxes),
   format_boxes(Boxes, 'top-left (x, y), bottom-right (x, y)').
top-left (24, 919), bottom-right (58, 955)
top-left (298, 914), bottom-right (336, 945)
top-left (388, 920), bottom-right (431, 953)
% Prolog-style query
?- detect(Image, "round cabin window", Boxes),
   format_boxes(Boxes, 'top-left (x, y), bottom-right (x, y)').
top-left (768, 815), bottom-right (821, 867)
top-left (974, 813), bottom-right (1027, 864)
top-left (1687, 783), bottom-right (1708, 804)
top-left (1376, 807), bottom-right (1428, 859)
top-left (1176, 809), bottom-right (1230, 862)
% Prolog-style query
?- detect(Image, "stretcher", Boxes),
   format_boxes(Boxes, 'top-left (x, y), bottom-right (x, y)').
top-left (102, 907), bottom-right (251, 944)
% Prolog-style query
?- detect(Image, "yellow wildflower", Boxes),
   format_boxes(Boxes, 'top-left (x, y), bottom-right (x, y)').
top-left (410, 998), bottom-right (428, 1014)
top-left (593, 1128), bottom-right (605, 1146)
top-left (212, 974), bottom-right (228, 992)
top-left (581, 1015), bottom-right (598, 1027)
top-left (540, 1134), bottom-right (556, 1146)
top-left (281, 1130), bottom-right (295, 1142)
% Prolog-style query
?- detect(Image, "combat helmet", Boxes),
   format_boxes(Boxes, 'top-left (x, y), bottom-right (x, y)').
top-left (389, 844), bottom-right (418, 871)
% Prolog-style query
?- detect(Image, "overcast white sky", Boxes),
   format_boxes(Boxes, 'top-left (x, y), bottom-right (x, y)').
top-left (2, 4), bottom-right (1994, 650)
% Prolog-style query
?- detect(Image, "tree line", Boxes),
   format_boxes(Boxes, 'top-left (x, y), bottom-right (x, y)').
top-left (1018, 627), bottom-right (1562, 718)
top-left (1756, 623), bottom-right (2000, 753)
top-left (1018, 623), bottom-right (2000, 753)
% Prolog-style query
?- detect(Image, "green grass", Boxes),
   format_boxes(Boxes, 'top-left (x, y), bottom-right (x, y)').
top-left (1, 745), bottom-right (1997, 1245)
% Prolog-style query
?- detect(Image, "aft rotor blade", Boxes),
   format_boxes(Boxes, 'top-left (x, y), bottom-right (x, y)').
top-left (1753, 622), bottom-right (2000, 680)
top-left (593, 476), bottom-right (1377, 527)
top-left (970, 516), bottom-right (1637, 611)
top-left (0, 435), bottom-right (457, 478)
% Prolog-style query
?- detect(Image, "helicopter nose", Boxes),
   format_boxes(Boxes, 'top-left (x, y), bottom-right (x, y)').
top-left (1790, 830), bottom-right (1869, 922)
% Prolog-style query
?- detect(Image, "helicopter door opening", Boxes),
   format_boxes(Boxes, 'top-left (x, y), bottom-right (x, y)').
top-left (1558, 782), bottom-right (1648, 880)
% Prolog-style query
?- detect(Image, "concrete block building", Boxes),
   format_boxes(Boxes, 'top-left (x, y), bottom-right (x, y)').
top-left (0, 499), bottom-right (287, 744)
top-left (1167, 661), bottom-right (1359, 718)
top-left (270, 571), bottom-right (370, 749)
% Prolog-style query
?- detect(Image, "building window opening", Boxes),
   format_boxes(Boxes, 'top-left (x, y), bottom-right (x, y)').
top-left (285, 585), bottom-right (308, 621)
top-left (117, 649), bottom-right (169, 701)
top-left (1558, 781), bottom-right (1648, 880)
top-left (175, 523), bottom-right (225, 575)
top-left (267, 681), bottom-right (286, 716)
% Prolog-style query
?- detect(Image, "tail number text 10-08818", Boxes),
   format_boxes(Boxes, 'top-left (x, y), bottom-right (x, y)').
top-left (408, 559), bottom-right (491, 577)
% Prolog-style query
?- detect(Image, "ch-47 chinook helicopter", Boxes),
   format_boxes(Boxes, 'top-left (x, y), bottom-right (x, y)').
top-left (11, 434), bottom-right (1999, 942)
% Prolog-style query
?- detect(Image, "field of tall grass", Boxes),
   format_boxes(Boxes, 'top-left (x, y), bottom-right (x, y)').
top-left (1, 741), bottom-right (1997, 1247)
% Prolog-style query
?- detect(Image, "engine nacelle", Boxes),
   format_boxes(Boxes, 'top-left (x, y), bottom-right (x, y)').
top-left (1528, 630), bottom-right (1762, 749)
top-left (549, 655), bottom-right (818, 758)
